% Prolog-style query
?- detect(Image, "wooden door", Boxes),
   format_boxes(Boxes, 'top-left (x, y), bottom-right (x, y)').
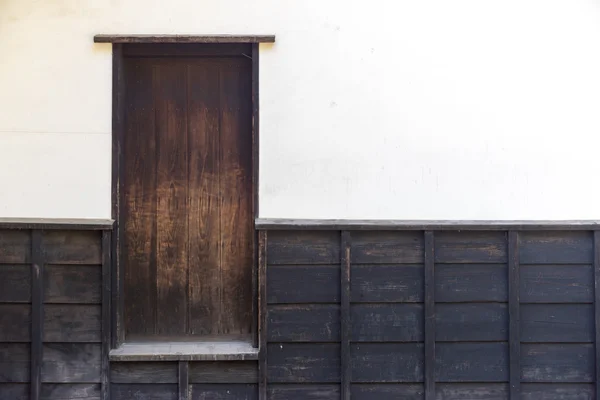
top-left (121, 55), bottom-right (253, 340)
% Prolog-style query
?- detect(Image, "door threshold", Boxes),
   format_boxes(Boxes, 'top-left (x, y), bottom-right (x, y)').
top-left (109, 339), bottom-right (258, 362)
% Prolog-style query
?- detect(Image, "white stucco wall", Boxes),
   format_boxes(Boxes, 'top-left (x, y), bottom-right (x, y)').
top-left (1, 0), bottom-right (600, 220)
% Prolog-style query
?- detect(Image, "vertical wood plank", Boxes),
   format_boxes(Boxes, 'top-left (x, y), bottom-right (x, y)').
top-left (509, 231), bottom-right (521, 399)
top-left (424, 231), bottom-right (435, 400)
top-left (155, 60), bottom-right (189, 335)
top-left (101, 231), bottom-right (111, 400)
top-left (112, 43), bottom-right (125, 348)
top-left (31, 230), bottom-right (43, 400)
top-left (123, 58), bottom-right (158, 337)
top-left (341, 231), bottom-right (351, 400)
top-left (219, 58), bottom-right (254, 335)
top-left (187, 61), bottom-right (221, 335)
top-left (251, 43), bottom-right (260, 348)
top-left (179, 361), bottom-right (189, 400)
top-left (595, 230), bottom-right (600, 400)
top-left (258, 230), bottom-right (267, 400)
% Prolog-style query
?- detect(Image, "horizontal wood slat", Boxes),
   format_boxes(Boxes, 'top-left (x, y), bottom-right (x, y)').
top-left (267, 266), bottom-right (339, 304)
top-left (521, 344), bottom-right (594, 382)
top-left (435, 304), bottom-right (507, 342)
top-left (110, 362), bottom-right (178, 384)
top-left (189, 362), bottom-right (258, 383)
top-left (0, 344), bottom-right (30, 382)
top-left (267, 231), bottom-right (340, 265)
top-left (520, 265), bottom-right (593, 303)
top-left (45, 265), bottom-right (102, 304)
top-left (111, 384), bottom-right (178, 400)
top-left (0, 384), bottom-right (28, 400)
top-left (435, 264), bottom-right (507, 302)
top-left (268, 305), bottom-right (340, 342)
top-left (434, 231), bottom-right (507, 263)
top-left (42, 384), bottom-right (101, 400)
top-left (351, 343), bottom-right (424, 383)
top-left (434, 383), bottom-right (508, 399)
top-left (267, 344), bottom-right (340, 383)
top-left (43, 305), bottom-right (101, 342)
top-left (351, 265), bottom-right (423, 302)
top-left (42, 344), bottom-right (101, 383)
top-left (0, 230), bottom-right (31, 264)
top-left (0, 305), bottom-right (31, 341)
top-left (43, 231), bottom-right (102, 265)
top-left (351, 384), bottom-right (424, 400)
top-left (351, 231), bottom-right (424, 264)
top-left (521, 304), bottom-right (594, 343)
top-left (351, 304), bottom-right (423, 342)
top-left (435, 343), bottom-right (508, 382)
top-left (189, 384), bottom-right (257, 399)
top-left (520, 232), bottom-right (593, 264)
top-left (0, 265), bottom-right (31, 302)
top-left (521, 383), bottom-right (595, 399)
top-left (267, 384), bottom-right (340, 400)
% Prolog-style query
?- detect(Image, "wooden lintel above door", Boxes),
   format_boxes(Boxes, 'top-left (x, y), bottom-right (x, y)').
top-left (94, 34), bottom-right (275, 43)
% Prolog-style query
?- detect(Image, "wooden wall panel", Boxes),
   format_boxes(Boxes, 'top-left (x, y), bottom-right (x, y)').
top-left (351, 343), bottom-right (424, 383)
top-left (521, 304), bottom-right (594, 343)
top-left (0, 304), bottom-right (31, 342)
top-left (267, 343), bottom-right (340, 383)
top-left (41, 384), bottom-right (101, 400)
top-left (520, 231), bottom-right (593, 264)
top-left (351, 304), bottom-right (423, 342)
top-left (0, 344), bottom-right (30, 382)
top-left (351, 265), bottom-right (423, 302)
top-left (351, 384), bottom-right (424, 400)
top-left (267, 231), bottom-right (340, 265)
top-left (0, 230), bottom-right (31, 263)
top-left (45, 265), bottom-right (102, 304)
top-left (267, 266), bottom-right (339, 304)
top-left (43, 231), bottom-right (102, 265)
top-left (351, 231), bottom-right (424, 264)
top-left (42, 344), bottom-right (101, 383)
top-left (435, 231), bottom-right (507, 263)
top-left (0, 265), bottom-right (31, 302)
top-left (0, 384), bottom-right (29, 400)
top-left (43, 305), bottom-right (101, 342)
top-left (190, 384), bottom-right (257, 399)
top-left (267, 305), bottom-right (340, 342)
top-left (110, 362), bottom-right (178, 384)
top-left (111, 384), bottom-right (178, 400)
top-left (521, 344), bottom-right (594, 382)
top-left (435, 264), bottom-right (507, 302)
top-left (434, 383), bottom-right (508, 399)
top-left (520, 265), bottom-right (593, 303)
top-left (435, 304), bottom-right (507, 342)
top-left (521, 383), bottom-right (595, 399)
top-left (267, 384), bottom-right (340, 400)
top-left (435, 343), bottom-right (509, 382)
top-left (189, 362), bottom-right (258, 383)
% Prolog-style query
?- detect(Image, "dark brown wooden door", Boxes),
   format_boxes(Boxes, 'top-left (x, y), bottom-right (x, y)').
top-left (122, 56), bottom-right (253, 339)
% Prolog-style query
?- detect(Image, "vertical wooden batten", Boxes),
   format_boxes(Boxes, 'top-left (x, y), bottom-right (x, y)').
top-left (111, 43), bottom-right (125, 349)
top-left (508, 231), bottom-right (520, 399)
top-left (340, 231), bottom-right (351, 400)
top-left (258, 230), bottom-right (267, 400)
top-left (30, 230), bottom-right (44, 400)
top-left (594, 231), bottom-right (600, 400)
top-left (424, 231), bottom-right (435, 400)
top-left (251, 43), bottom-right (260, 349)
top-left (101, 231), bottom-right (112, 400)
top-left (178, 361), bottom-right (189, 400)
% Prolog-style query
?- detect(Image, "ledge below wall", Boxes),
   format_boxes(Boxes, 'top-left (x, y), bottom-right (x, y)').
top-left (0, 218), bottom-right (114, 230)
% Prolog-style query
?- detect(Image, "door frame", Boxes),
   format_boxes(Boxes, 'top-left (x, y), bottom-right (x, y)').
top-left (109, 42), bottom-right (261, 349)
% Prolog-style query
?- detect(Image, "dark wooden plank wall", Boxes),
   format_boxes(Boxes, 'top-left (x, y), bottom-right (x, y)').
top-left (264, 229), bottom-right (599, 400)
top-left (0, 228), bottom-right (106, 400)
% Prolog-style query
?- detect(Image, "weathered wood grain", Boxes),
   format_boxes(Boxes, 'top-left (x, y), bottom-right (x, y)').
top-left (0, 230), bottom-right (30, 263)
top-left (41, 384), bottom-right (101, 400)
top-left (435, 343), bottom-right (508, 382)
top-left (521, 304), bottom-right (593, 343)
top-left (351, 231), bottom-right (424, 264)
top-left (219, 59), bottom-right (254, 336)
top-left (435, 264), bottom-right (507, 302)
top-left (435, 304), bottom-right (508, 342)
top-left (268, 305), bottom-right (340, 342)
top-left (110, 362), bottom-right (178, 383)
top-left (435, 383), bottom-right (508, 400)
top-left (0, 344), bottom-right (30, 382)
top-left (424, 231), bottom-right (435, 400)
top-left (351, 343), bottom-right (424, 383)
top-left (155, 60), bottom-right (189, 335)
top-left (266, 231), bottom-right (340, 265)
top-left (189, 362), bottom-right (258, 383)
top-left (122, 43), bottom-right (252, 57)
top-left (31, 230), bottom-right (43, 400)
top-left (0, 219), bottom-right (112, 230)
top-left (519, 232), bottom-right (593, 264)
top-left (521, 344), bottom-right (594, 382)
top-left (122, 58), bottom-right (157, 337)
top-left (351, 384), bottom-right (424, 400)
top-left (267, 265), bottom-right (339, 304)
top-left (351, 304), bottom-right (423, 342)
top-left (267, 384), bottom-right (340, 400)
top-left (42, 343), bottom-right (101, 383)
top-left (43, 305), bottom-right (101, 342)
top-left (94, 34), bottom-right (276, 43)
top-left (267, 343), bottom-right (340, 383)
top-left (0, 265), bottom-right (30, 302)
top-left (111, 384), bottom-right (178, 400)
top-left (0, 304), bottom-right (31, 341)
top-left (43, 231), bottom-right (101, 265)
top-left (0, 384), bottom-right (28, 400)
top-left (521, 383), bottom-right (594, 399)
top-left (520, 265), bottom-right (593, 303)
top-left (351, 265), bottom-right (423, 302)
top-left (45, 265), bottom-right (101, 304)
top-left (190, 384), bottom-right (257, 400)
top-left (435, 231), bottom-right (507, 263)
top-left (341, 231), bottom-right (351, 400)
top-left (258, 231), bottom-right (267, 400)
top-left (187, 61), bottom-right (221, 336)
top-left (508, 230), bottom-right (520, 400)
top-left (179, 361), bottom-right (189, 400)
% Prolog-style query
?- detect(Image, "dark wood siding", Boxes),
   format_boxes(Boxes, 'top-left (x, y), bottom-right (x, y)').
top-left (122, 55), bottom-right (253, 339)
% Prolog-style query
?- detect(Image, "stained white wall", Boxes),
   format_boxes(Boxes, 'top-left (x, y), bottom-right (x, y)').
top-left (1, 0), bottom-right (600, 220)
